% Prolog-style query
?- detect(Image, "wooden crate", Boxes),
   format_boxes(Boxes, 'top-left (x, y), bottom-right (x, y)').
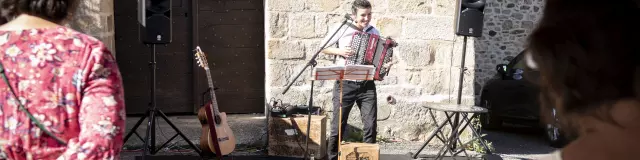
top-left (268, 114), bottom-right (327, 159)
top-left (339, 142), bottom-right (379, 160)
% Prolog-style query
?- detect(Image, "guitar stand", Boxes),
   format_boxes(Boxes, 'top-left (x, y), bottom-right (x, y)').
top-left (123, 44), bottom-right (202, 159)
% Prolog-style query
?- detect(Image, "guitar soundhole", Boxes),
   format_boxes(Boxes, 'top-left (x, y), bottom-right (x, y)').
top-left (214, 115), bottom-right (222, 124)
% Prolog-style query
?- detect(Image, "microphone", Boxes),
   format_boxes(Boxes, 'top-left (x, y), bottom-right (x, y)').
top-left (344, 13), bottom-right (353, 21)
top-left (343, 13), bottom-right (360, 30)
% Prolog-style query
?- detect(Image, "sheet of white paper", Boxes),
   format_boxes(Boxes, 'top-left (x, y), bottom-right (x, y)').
top-left (312, 66), bottom-right (345, 80)
top-left (311, 65), bottom-right (375, 80)
top-left (345, 65), bottom-right (375, 80)
top-left (345, 65), bottom-right (374, 70)
top-left (314, 66), bottom-right (344, 75)
top-left (314, 75), bottom-right (340, 80)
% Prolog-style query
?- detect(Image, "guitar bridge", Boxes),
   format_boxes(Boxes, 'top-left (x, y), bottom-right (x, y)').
top-left (217, 137), bottom-right (229, 142)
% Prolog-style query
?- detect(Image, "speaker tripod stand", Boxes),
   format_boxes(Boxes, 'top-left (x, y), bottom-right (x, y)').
top-left (123, 44), bottom-right (202, 159)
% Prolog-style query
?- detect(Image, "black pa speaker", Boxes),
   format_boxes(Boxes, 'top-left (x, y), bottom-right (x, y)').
top-left (454, 0), bottom-right (485, 37)
top-left (138, 0), bottom-right (172, 44)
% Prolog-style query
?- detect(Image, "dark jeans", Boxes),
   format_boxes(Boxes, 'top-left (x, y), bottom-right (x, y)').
top-left (327, 80), bottom-right (377, 160)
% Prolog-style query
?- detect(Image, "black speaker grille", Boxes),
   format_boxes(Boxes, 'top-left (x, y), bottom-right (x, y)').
top-left (146, 0), bottom-right (171, 13)
top-left (140, 0), bottom-right (172, 44)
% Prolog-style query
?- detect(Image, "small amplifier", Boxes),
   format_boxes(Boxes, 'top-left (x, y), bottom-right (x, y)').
top-left (268, 115), bottom-right (327, 159)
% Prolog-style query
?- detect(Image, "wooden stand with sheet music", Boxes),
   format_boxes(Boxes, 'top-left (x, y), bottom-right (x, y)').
top-left (312, 65), bottom-right (381, 160)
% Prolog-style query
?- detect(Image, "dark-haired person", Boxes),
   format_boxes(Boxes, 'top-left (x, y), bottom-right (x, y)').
top-left (0, 0), bottom-right (125, 159)
top-left (527, 0), bottom-right (640, 160)
top-left (319, 0), bottom-right (390, 160)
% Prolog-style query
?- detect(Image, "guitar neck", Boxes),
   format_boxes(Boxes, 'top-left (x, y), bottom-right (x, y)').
top-left (204, 68), bottom-right (221, 115)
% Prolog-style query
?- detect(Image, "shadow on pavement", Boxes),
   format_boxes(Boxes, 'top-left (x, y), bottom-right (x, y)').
top-left (482, 124), bottom-right (556, 156)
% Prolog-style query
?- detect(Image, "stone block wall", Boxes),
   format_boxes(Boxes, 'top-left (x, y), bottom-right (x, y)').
top-left (65, 0), bottom-right (116, 57)
top-left (473, 0), bottom-right (545, 89)
top-left (265, 0), bottom-right (545, 142)
top-left (54, 0), bottom-right (547, 146)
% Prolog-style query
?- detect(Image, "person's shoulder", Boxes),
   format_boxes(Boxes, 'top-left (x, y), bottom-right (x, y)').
top-left (69, 27), bottom-right (103, 45)
top-left (44, 26), bottom-right (104, 46)
top-left (44, 26), bottom-right (113, 59)
top-left (367, 25), bottom-right (380, 31)
top-left (367, 25), bottom-right (381, 35)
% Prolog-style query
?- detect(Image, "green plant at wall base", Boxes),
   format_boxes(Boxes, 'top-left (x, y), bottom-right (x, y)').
top-left (465, 135), bottom-right (495, 154)
top-left (464, 115), bottom-right (496, 153)
top-left (376, 135), bottom-right (392, 143)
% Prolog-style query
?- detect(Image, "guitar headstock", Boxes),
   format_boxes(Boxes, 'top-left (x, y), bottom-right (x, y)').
top-left (194, 46), bottom-right (209, 69)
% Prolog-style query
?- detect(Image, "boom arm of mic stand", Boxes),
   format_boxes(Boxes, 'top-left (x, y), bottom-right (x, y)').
top-left (279, 17), bottom-right (349, 160)
top-left (281, 18), bottom-right (350, 95)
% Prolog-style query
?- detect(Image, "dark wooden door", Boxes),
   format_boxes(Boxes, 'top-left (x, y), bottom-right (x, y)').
top-left (114, 0), bottom-right (195, 115)
top-left (195, 0), bottom-right (265, 113)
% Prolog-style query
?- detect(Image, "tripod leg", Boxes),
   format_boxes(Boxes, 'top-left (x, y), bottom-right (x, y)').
top-left (142, 108), bottom-right (157, 158)
top-left (124, 114), bottom-right (148, 143)
top-left (150, 111), bottom-right (156, 152)
top-left (156, 109), bottom-right (203, 155)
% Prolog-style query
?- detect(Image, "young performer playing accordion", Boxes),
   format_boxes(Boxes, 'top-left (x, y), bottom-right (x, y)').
top-left (319, 1), bottom-right (397, 160)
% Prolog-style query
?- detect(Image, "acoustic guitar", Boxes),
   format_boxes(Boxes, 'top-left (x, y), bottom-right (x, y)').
top-left (194, 46), bottom-right (237, 156)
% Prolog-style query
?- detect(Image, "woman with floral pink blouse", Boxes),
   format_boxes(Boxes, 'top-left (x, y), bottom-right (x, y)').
top-left (0, 0), bottom-right (126, 159)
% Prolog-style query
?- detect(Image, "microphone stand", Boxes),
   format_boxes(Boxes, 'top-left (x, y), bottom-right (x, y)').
top-left (281, 14), bottom-right (351, 160)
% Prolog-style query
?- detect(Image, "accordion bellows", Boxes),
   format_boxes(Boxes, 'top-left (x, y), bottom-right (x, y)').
top-left (346, 32), bottom-right (398, 81)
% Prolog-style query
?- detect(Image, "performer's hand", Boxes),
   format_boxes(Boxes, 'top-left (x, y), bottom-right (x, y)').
top-left (338, 46), bottom-right (354, 58)
top-left (383, 58), bottom-right (398, 68)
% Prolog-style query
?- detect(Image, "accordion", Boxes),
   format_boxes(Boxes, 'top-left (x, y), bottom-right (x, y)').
top-left (346, 32), bottom-right (398, 81)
